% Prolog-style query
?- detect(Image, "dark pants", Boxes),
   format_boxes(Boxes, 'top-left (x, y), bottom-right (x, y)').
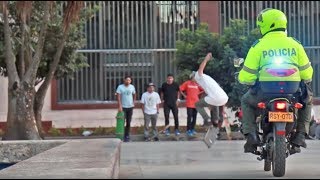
top-left (195, 97), bottom-right (220, 124)
top-left (123, 107), bottom-right (133, 137)
top-left (187, 107), bottom-right (198, 131)
top-left (164, 103), bottom-right (179, 130)
top-left (144, 113), bottom-right (159, 138)
top-left (219, 106), bottom-right (224, 123)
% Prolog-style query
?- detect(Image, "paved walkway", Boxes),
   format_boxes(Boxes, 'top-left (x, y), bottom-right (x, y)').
top-left (119, 140), bottom-right (320, 179)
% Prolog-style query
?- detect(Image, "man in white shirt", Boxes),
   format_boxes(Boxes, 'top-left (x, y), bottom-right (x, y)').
top-left (194, 53), bottom-right (229, 127)
top-left (141, 83), bottom-right (162, 141)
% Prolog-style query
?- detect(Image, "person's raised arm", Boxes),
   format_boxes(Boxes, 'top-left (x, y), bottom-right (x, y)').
top-left (198, 53), bottom-right (212, 76)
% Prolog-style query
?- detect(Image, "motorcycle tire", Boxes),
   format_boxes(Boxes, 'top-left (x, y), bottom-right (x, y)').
top-left (272, 134), bottom-right (286, 177)
top-left (264, 160), bottom-right (271, 171)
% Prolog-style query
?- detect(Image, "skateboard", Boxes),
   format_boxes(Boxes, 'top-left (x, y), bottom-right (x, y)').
top-left (160, 125), bottom-right (170, 134)
top-left (203, 126), bottom-right (219, 148)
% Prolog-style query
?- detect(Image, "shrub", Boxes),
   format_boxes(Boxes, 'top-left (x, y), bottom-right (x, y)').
top-left (65, 127), bottom-right (76, 136)
top-left (136, 125), bottom-right (145, 134)
top-left (79, 126), bottom-right (87, 134)
top-left (48, 127), bottom-right (61, 137)
top-left (176, 20), bottom-right (261, 110)
top-left (93, 126), bottom-right (105, 135)
top-left (104, 127), bottom-right (115, 135)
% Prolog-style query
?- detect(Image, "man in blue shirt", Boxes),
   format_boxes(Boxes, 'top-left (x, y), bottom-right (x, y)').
top-left (116, 76), bottom-right (136, 142)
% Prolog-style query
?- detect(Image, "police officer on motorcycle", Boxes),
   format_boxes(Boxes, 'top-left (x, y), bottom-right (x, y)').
top-left (238, 8), bottom-right (313, 153)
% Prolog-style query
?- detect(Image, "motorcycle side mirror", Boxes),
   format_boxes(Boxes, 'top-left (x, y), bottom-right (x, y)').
top-left (233, 58), bottom-right (244, 67)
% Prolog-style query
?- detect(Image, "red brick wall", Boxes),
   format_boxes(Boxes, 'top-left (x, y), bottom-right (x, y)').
top-left (199, 1), bottom-right (220, 33)
top-left (0, 121), bottom-right (52, 132)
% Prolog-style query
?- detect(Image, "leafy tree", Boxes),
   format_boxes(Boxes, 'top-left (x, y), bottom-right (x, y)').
top-left (0, 1), bottom-right (96, 140)
top-left (176, 20), bottom-right (261, 110)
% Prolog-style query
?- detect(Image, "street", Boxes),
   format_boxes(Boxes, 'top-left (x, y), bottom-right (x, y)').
top-left (119, 140), bottom-right (320, 179)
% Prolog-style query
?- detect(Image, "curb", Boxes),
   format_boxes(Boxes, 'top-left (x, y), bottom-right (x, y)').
top-left (45, 132), bottom-right (245, 141)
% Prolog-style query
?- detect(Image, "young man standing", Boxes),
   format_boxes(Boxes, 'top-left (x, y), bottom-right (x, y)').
top-left (141, 83), bottom-right (161, 142)
top-left (161, 74), bottom-right (181, 136)
top-left (180, 72), bottom-right (204, 136)
top-left (116, 76), bottom-right (136, 142)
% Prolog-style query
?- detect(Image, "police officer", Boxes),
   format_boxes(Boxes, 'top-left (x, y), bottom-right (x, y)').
top-left (238, 8), bottom-right (313, 153)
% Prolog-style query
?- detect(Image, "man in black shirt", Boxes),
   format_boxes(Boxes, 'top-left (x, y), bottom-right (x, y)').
top-left (160, 74), bottom-right (181, 136)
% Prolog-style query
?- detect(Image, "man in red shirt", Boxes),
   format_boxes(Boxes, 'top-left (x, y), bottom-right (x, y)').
top-left (180, 72), bottom-right (204, 136)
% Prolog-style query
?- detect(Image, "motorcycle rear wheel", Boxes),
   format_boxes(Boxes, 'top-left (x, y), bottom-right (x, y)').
top-left (272, 134), bottom-right (286, 177)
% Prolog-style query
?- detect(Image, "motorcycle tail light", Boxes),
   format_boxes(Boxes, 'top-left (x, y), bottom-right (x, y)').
top-left (276, 130), bottom-right (286, 136)
top-left (275, 101), bottom-right (286, 110)
top-left (257, 102), bottom-right (266, 109)
top-left (294, 103), bottom-right (303, 109)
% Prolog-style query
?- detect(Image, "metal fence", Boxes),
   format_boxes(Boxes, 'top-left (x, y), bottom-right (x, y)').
top-left (57, 1), bottom-right (320, 103)
top-left (219, 1), bottom-right (320, 96)
top-left (57, 1), bottom-right (199, 103)
top-left (57, 49), bottom-right (177, 102)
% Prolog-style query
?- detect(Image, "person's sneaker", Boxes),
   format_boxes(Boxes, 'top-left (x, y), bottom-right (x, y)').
top-left (123, 136), bottom-right (130, 142)
top-left (144, 137), bottom-right (151, 142)
top-left (186, 130), bottom-right (194, 137)
top-left (165, 129), bottom-right (170, 136)
top-left (216, 132), bottom-right (221, 140)
top-left (191, 129), bottom-right (197, 135)
top-left (154, 137), bottom-right (160, 141)
top-left (175, 129), bottom-right (181, 136)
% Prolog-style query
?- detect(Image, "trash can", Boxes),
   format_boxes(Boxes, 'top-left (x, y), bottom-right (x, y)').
top-left (116, 111), bottom-right (125, 140)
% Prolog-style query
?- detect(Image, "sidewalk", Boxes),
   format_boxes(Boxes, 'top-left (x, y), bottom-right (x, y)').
top-left (45, 131), bottom-right (245, 141)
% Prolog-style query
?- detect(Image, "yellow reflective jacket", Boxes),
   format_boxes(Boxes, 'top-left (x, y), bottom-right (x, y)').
top-left (239, 31), bottom-right (313, 85)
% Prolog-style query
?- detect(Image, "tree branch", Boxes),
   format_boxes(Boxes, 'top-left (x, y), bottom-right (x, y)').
top-left (24, 29), bottom-right (32, 73)
top-left (16, 1), bottom-right (33, 79)
top-left (18, 22), bottom-right (26, 79)
top-left (23, 1), bottom-right (51, 84)
top-left (2, 1), bottom-right (20, 86)
top-left (36, 1), bottom-right (84, 104)
top-left (36, 32), bottom-right (68, 103)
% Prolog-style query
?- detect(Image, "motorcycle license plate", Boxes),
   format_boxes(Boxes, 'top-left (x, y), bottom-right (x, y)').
top-left (268, 112), bottom-right (294, 122)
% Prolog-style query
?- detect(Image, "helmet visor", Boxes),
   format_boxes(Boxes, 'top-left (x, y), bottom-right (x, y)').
top-left (257, 8), bottom-right (273, 24)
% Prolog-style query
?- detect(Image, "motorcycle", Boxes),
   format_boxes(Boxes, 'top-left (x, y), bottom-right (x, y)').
top-left (234, 58), bottom-right (305, 177)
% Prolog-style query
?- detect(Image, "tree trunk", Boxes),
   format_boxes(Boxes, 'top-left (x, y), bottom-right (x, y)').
top-left (33, 31), bottom-right (69, 137)
top-left (34, 90), bottom-right (45, 139)
top-left (3, 81), bottom-right (41, 140)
